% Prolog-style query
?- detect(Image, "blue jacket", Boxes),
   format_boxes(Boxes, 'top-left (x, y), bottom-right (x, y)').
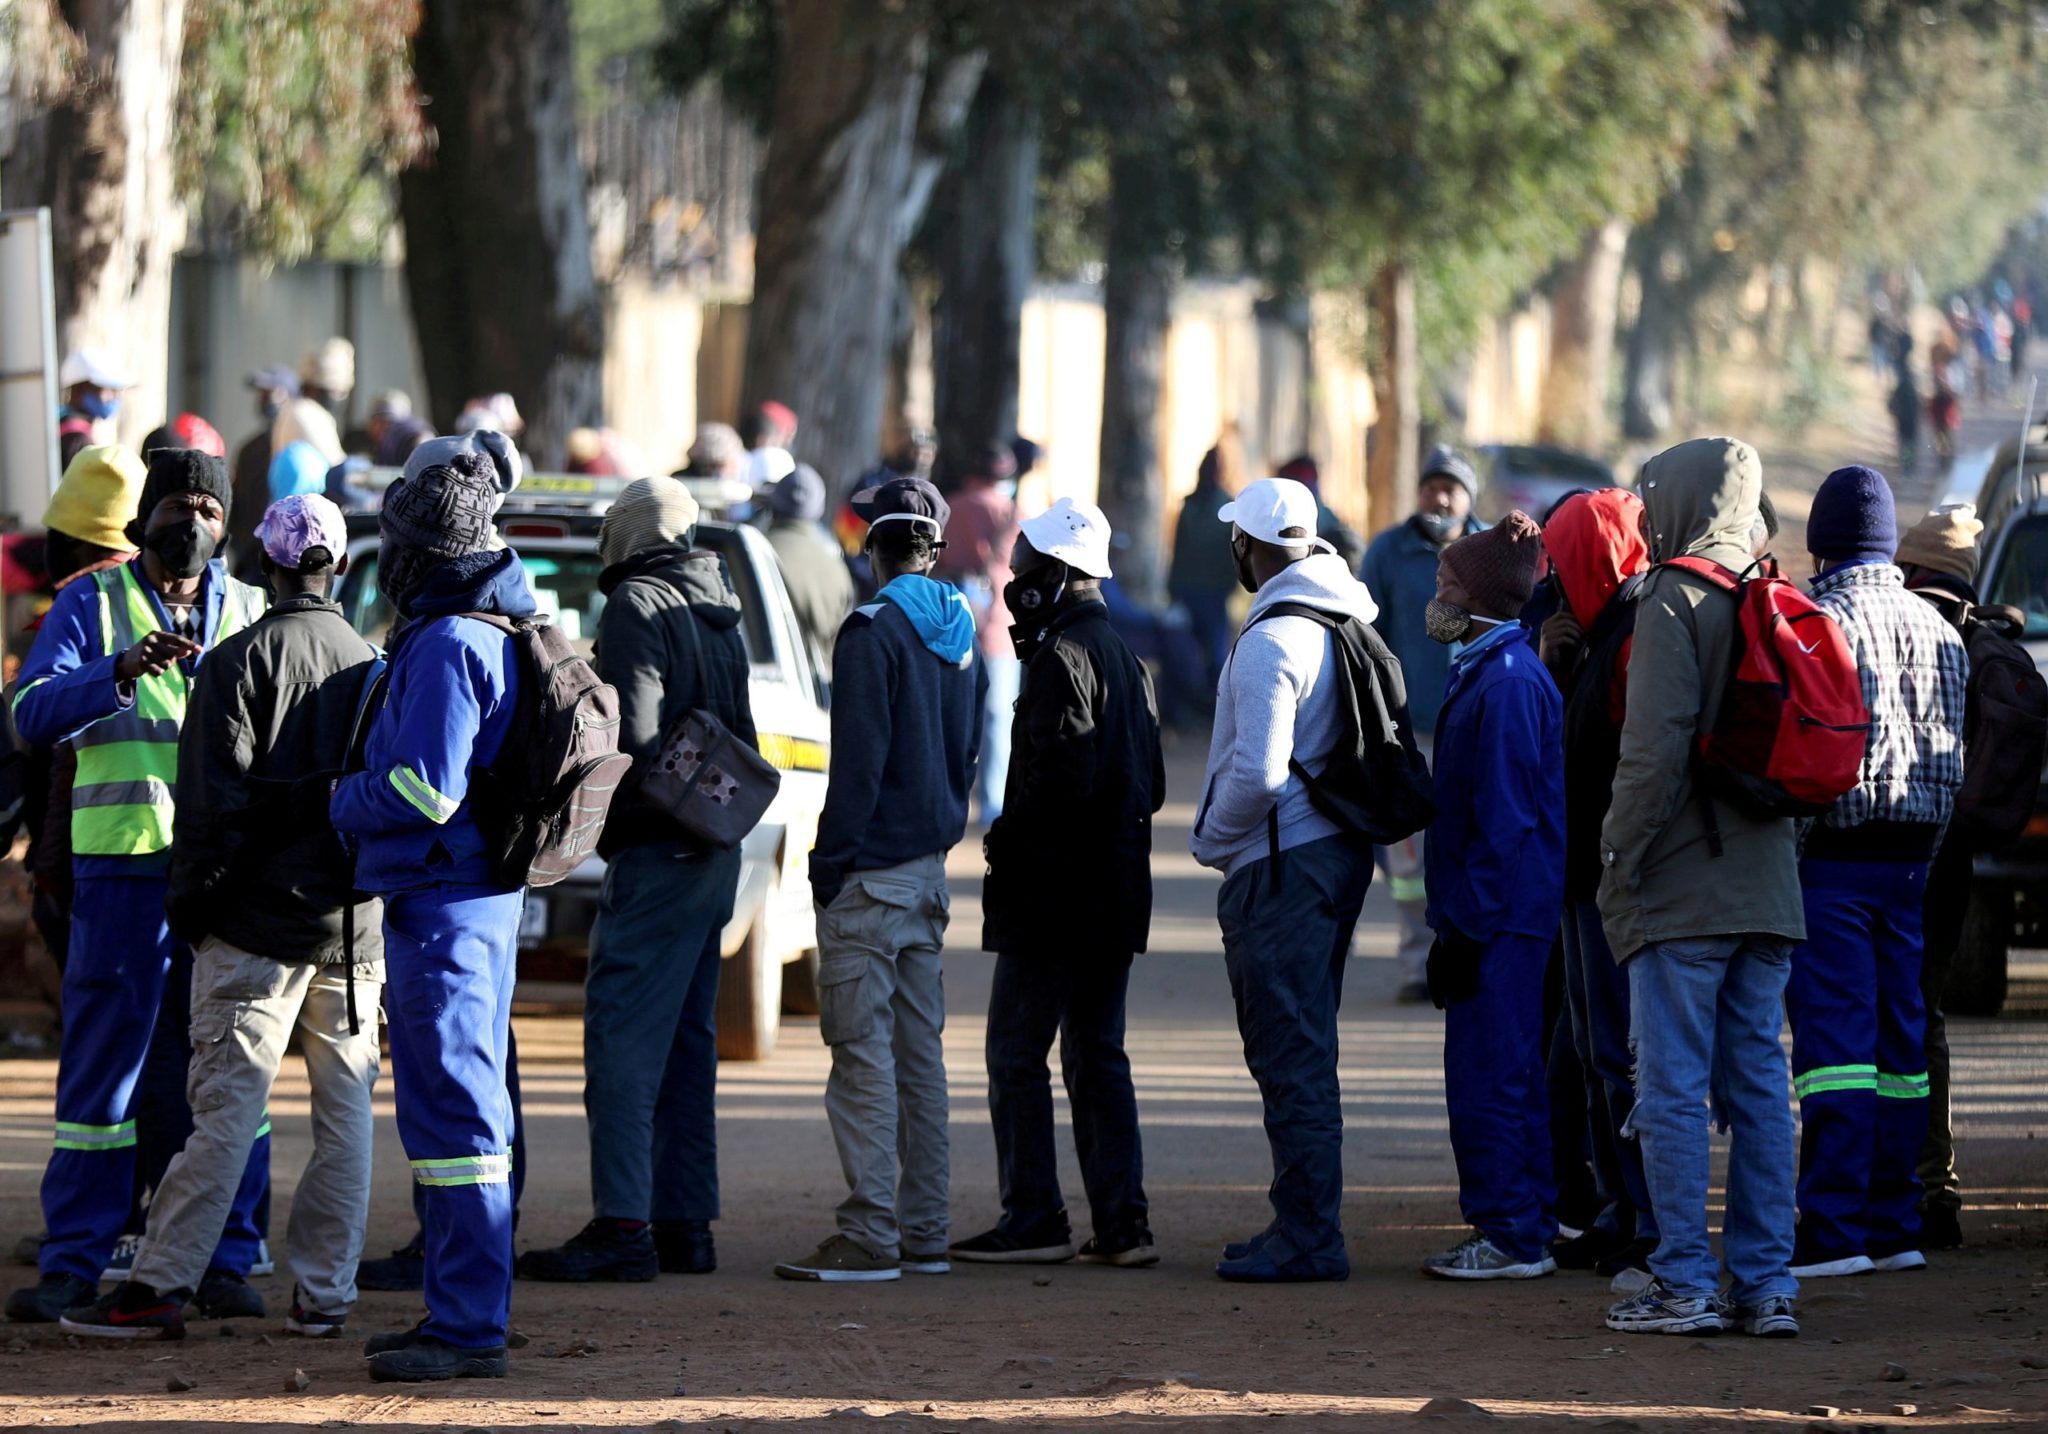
top-left (1424, 622), bottom-right (1566, 944)
top-left (1359, 515), bottom-right (1486, 736)
top-left (332, 550), bottom-right (534, 893)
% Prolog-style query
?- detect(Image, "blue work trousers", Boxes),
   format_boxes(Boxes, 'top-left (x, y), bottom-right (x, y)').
top-left (583, 842), bottom-right (741, 1223)
top-left (41, 870), bottom-right (265, 1283)
top-left (383, 885), bottom-right (522, 1350)
top-left (1562, 901), bottom-right (1656, 1244)
top-left (1787, 857), bottom-right (1930, 1261)
top-left (1444, 933), bottom-right (1557, 1262)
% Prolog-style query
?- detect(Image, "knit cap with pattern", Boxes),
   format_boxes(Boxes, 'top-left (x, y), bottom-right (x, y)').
top-left (379, 450), bottom-right (501, 612)
top-left (1438, 509), bottom-right (1544, 619)
top-left (599, 475), bottom-right (701, 569)
top-left (1894, 504), bottom-right (1984, 584)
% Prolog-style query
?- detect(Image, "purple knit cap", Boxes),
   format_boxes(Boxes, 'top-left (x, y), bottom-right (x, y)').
top-left (257, 493), bottom-right (348, 570)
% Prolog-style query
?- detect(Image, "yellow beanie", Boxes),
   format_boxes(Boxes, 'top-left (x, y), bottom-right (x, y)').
top-left (45, 444), bottom-right (145, 552)
top-left (1894, 503), bottom-right (1984, 585)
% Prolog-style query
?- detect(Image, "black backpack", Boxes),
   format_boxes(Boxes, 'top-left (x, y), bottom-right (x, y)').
top-left (1243, 602), bottom-right (1435, 846)
top-left (462, 614), bottom-right (634, 888)
top-left (1953, 606), bottom-right (2048, 850)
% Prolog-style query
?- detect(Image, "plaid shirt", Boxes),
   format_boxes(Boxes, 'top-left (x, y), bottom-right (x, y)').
top-left (1809, 562), bottom-right (1968, 832)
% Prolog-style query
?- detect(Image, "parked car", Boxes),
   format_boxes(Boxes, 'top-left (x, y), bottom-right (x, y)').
top-left (1473, 444), bottom-right (1618, 523)
top-left (331, 474), bottom-right (831, 1059)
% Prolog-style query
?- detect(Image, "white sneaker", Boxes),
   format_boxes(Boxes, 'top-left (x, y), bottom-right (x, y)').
top-left (1609, 1265), bottom-right (1654, 1296)
top-left (1871, 1249), bottom-right (1926, 1273)
top-left (100, 1232), bottom-right (140, 1282)
top-left (1788, 1253), bottom-right (1875, 1278)
top-left (1606, 1279), bottom-right (1726, 1335)
top-left (249, 1239), bottom-right (275, 1278)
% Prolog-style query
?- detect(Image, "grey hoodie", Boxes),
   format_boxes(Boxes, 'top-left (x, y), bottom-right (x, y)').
top-left (1597, 437), bottom-right (1806, 960)
top-left (1192, 552), bottom-right (1381, 877)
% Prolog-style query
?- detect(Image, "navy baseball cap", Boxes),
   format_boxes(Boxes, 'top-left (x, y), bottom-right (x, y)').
top-left (850, 475), bottom-right (950, 536)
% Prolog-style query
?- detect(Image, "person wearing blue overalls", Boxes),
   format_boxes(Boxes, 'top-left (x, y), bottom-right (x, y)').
top-left (331, 449), bottom-right (530, 1382)
top-left (1420, 512), bottom-right (1567, 1281)
top-left (5, 448), bottom-right (271, 1325)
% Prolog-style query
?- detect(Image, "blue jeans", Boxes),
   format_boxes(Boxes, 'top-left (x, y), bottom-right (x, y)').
top-left (984, 950), bottom-right (1147, 1243)
top-left (583, 842), bottom-right (742, 1223)
top-left (979, 654), bottom-right (1021, 821)
top-left (1445, 934), bottom-right (1556, 1262)
top-left (1563, 902), bottom-right (1655, 1244)
top-left (1627, 935), bottom-right (1797, 1305)
top-left (1219, 835), bottom-right (1371, 1271)
top-left (1787, 858), bottom-right (1929, 1260)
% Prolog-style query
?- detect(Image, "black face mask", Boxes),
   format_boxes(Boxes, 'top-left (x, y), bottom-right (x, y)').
top-left (145, 518), bottom-right (218, 579)
top-left (1004, 562), bottom-right (1070, 659)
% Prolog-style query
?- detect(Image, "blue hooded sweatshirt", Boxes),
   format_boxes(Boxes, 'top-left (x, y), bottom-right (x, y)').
top-left (810, 573), bottom-right (986, 905)
top-left (331, 549), bottom-right (536, 894)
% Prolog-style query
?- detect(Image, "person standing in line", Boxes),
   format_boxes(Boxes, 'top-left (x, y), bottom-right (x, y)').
top-left (1192, 477), bottom-right (1383, 1283)
top-left (953, 499), bottom-right (1165, 1269)
top-left (329, 452), bottom-right (532, 1381)
top-left (518, 478), bottom-right (754, 1284)
top-left (776, 477), bottom-right (984, 1283)
top-left (5, 449), bottom-right (270, 1326)
top-left (1360, 445), bottom-right (1485, 1004)
top-left (935, 447), bottom-right (1020, 824)
top-left (764, 465), bottom-right (857, 680)
top-left (56, 350), bottom-right (135, 471)
top-left (1788, 468), bottom-right (1967, 1281)
top-left (1168, 432), bottom-right (1247, 688)
top-left (61, 495), bottom-right (384, 1340)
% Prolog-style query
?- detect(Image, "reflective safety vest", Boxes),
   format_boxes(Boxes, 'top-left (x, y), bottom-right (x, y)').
top-left (70, 563), bottom-right (265, 857)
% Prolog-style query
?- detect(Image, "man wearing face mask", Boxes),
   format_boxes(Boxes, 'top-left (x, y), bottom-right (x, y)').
top-left (954, 499), bottom-right (1166, 1269)
top-left (7, 448), bottom-right (270, 1326)
top-left (1417, 513), bottom-right (1567, 1281)
top-left (1192, 477), bottom-right (1383, 1283)
top-left (56, 350), bottom-right (137, 472)
top-left (1360, 445), bottom-right (1485, 1003)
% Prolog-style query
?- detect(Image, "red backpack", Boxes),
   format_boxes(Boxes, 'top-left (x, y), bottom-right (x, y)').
top-left (1664, 557), bottom-right (1871, 819)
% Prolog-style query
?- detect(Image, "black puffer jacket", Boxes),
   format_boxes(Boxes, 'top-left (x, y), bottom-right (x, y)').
top-left (983, 599), bottom-right (1165, 957)
top-left (595, 544), bottom-right (758, 857)
top-left (167, 595), bottom-right (384, 963)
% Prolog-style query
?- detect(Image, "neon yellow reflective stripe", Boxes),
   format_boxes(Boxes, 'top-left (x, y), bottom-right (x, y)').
top-left (1875, 1072), bottom-right (1930, 1099)
top-left (53, 1119), bottom-right (137, 1151)
top-left (97, 585), bottom-right (114, 651)
top-left (10, 676), bottom-right (49, 716)
top-left (1389, 876), bottom-right (1427, 903)
top-left (389, 766), bottom-right (459, 824)
top-left (1793, 1064), bottom-right (1876, 1099)
top-left (410, 1154), bottom-right (511, 1187)
top-left (253, 1115), bottom-right (272, 1140)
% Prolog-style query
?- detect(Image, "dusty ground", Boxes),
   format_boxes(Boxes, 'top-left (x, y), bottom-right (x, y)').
top-left (0, 373), bottom-right (2044, 1431)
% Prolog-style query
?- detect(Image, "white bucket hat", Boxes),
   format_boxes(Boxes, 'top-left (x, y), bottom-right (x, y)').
top-left (1017, 496), bottom-right (1113, 578)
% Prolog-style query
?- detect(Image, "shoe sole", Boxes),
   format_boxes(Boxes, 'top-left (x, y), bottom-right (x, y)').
top-left (57, 1316), bottom-right (181, 1340)
top-left (367, 1354), bottom-right (507, 1382)
top-left (1607, 1314), bottom-right (1725, 1335)
top-left (1871, 1252), bottom-right (1926, 1273)
top-left (285, 1318), bottom-right (345, 1338)
top-left (1423, 1259), bottom-right (1557, 1281)
top-left (1740, 1318), bottom-right (1800, 1338)
top-left (948, 1245), bottom-right (1076, 1264)
top-left (1216, 1267), bottom-right (1349, 1284)
top-left (901, 1258), bottom-right (951, 1275)
top-left (771, 1264), bottom-right (901, 1282)
top-left (1789, 1256), bottom-right (1875, 1278)
top-left (1078, 1249), bottom-right (1161, 1268)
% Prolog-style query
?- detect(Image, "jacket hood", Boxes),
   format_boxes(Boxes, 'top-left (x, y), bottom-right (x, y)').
top-left (1638, 436), bottom-right (1763, 568)
top-left (1545, 488), bottom-right (1649, 628)
top-left (600, 543), bottom-right (743, 631)
top-left (1249, 551), bottom-right (1380, 626)
top-left (877, 573), bottom-right (977, 666)
top-left (403, 547), bottom-right (538, 622)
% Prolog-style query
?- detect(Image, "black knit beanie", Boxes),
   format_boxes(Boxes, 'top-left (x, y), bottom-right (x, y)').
top-left (126, 449), bottom-right (233, 547)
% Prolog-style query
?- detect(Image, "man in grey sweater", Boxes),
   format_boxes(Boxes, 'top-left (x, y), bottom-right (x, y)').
top-left (1192, 477), bottom-right (1379, 1283)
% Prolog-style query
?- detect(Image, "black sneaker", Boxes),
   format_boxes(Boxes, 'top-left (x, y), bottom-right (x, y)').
top-left (653, 1219), bottom-right (716, 1274)
top-left (1920, 1204), bottom-right (1963, 1251)
top-left (285, 1286), bottom-right (346, 1338)
top-left (193, 1269), bottom-right (265, 1320)
top-left (59, 1280), bottom-right (185, 1340)
top-left (1078, 1232), bottom-right (1159, 1268)
top-left (367, 1335), bottom-right (508, 1382)
top-left (355, 1240), bottom-right (425, 1292)
top-left (516, 1220), bottom-right (658, 1283)
top-left (949, 1226), bottom-right (1075, 1264)
top-left (1396, 980), bottom-right (1433, 1005)
top-left (1554, 1226), bottom-right (1629, 1270)
top-left (6, 1272), bottom-right (97, 1324)
top-left (364, 1320), bottom-right (428, 1357)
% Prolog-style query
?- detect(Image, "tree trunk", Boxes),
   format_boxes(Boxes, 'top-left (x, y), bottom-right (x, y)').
top-left (398, 0), bottom-right (602, 469)
top-left (1366, 260), bottom-right (1419, 534)
top-left (1097, 151), bottom-right (1172, 604)
top-left (1539, 220), bottom-right (1628, 452)
top-left (1622, 206), bottom-right (1693, 442)
top-left (744, 1), bottom-right (979, 490)
top-left (1, 0), bottom-right (188, 448)
top-left (930, 76), bottom-right (1037, 476)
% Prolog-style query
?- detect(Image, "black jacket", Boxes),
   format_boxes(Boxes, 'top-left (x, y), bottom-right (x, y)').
top-left (1559, 580), bottom-right (1641, 905)
top-left (983, 599), bottom-right (1165, 956)
top-left (595, 544), bottom-right (758, 857)
top-left (167, 594), bottom-right (384, 963)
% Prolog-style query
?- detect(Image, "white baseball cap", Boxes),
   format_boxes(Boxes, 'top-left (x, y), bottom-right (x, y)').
top-left (1017, 496), bottom-right (1113, 578)
top-left (59, 348), bottom-right (135, 391)
top-left (1218, 477), bottom-right (1331, 551)
top-left (745, 445), bottom-right (797, 492)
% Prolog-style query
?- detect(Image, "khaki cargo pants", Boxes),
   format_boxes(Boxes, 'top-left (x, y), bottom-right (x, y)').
top-left (815, 853), bottom-right (951, 1260)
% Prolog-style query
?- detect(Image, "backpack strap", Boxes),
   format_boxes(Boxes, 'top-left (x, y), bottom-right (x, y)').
top-left (1654, 562), bottom-right (1748, 859)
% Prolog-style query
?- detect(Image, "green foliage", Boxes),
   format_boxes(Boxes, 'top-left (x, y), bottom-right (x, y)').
top-left (575, 0), bottom-right (670, 101)
top-left (653, 0), bottom-right (778, 125)
top-left (177, 0), bottom-right (424, 263)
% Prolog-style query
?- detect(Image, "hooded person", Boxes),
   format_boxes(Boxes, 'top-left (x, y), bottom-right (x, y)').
top-left (1417, 513), bottom-right (1567, 1282)
top-left (774, 477), bottom-right (986, 1285)
top-left (269, 439), bottom-right (331, 502)
top-left (1190, 477), bottom-right (1386, 1283)
top-left (763, 465), bottom-right (856, 678)
top-left (1598, 436), bottom-right (1804, 1340)
top-left (1785, 467), bottom-right (1967, 1284)
top-left (1536, 489), bottom-right (1660, 1283)
top-left (517, 477), bottom-right (758, 1287)
top-left (1361, 444), bottom-right (1486, 1003)
top-left (232, 367), bottom-right (300, 575)
top-left (952, 498), bottom-right (1166, 1270)
top-left (7, 447), bottom-right (272, 1328)
top-left (327, 451), bottom-right (536, 1382)
top-left (679, 422), bottom-right (745, 481)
